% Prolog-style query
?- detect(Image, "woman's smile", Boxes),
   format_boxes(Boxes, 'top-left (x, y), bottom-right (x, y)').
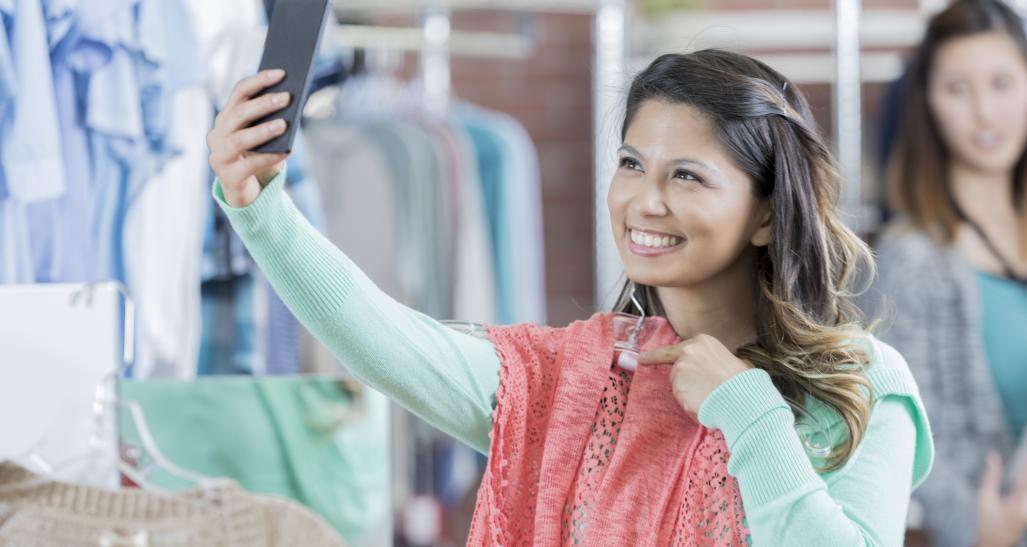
top-left (627, 226), bottom-right (686, 257)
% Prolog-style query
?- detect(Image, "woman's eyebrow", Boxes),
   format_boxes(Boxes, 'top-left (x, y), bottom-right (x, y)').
top-left (618, 144), bottom-right (719, 174)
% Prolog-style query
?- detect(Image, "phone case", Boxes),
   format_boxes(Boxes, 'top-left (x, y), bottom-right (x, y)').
top-left (249, 0), bottom-right (331, 154)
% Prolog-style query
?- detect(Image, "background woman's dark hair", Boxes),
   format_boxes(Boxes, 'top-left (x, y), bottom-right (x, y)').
top-left (612, 49), bottom-right (876, 470)
top-left (887, 0), bottom-right (1027, 242)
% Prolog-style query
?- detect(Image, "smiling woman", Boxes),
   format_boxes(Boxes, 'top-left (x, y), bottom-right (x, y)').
top-left (207, 47), bottom-right (933, 546)
top-left (609, 51), bottom-right (889, 471)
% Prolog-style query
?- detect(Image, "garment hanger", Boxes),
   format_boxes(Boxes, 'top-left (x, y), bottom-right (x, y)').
top-left (612, 285), bottom-right (648, 371)
top-left (0, 283), bottom-right (221, 495)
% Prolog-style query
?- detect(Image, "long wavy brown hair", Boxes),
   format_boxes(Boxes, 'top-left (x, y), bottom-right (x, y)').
top-left (613, 50), bottom-right (875, 470)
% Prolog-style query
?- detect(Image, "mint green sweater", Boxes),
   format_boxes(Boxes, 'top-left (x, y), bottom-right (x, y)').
top-left (214, 169), bottom-right (933, 546)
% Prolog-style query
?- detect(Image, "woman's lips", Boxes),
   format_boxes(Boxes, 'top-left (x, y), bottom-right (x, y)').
top-left (620, 227), bottom-right (686, 257)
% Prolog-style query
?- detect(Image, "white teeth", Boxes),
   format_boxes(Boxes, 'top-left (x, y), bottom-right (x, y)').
top-left (630, 229), bottom-right (682, 248)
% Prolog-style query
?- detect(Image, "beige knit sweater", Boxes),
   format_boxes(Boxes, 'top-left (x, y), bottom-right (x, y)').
top-left (0, 462), bottom-right (346, 547)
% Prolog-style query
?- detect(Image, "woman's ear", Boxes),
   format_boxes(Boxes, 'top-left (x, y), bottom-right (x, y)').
top-left (750, 203), bottom-right (773, 247)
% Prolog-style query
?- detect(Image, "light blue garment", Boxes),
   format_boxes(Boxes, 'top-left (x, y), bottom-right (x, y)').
top-left (72, 0), bottom-right (201, 282)
top-left (22, 0), bottom-right (96, 283)
top-left (978, 271), bottom-right (1027, 440)
top-left (0, 0), bottom-right (67, 284)
top-left (0, 0), bottom-right (15, 110)
top-left (456, 104), bottom-right (546, 324)
top-left (0, 201), bottom-right (32, 283)
top-left (0, 0), bottom-right (66, 203)
top-left (457, 113), bottom-right (509, 320)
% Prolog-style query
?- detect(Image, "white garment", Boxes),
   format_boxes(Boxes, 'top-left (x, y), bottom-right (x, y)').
top-left (123, 87), bottom-right (212, 379)
top-left (123, 0), bottom-right (266, 379)
top-left (182, 0), bottom-right (266, 109)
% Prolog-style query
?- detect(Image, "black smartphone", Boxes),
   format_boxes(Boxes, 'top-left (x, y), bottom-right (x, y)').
top-left (249, 0), bottom-right (332, 154)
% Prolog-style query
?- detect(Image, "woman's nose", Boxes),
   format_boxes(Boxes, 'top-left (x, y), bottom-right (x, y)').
top-left (631, 177), bottom-right (669, 216)
top-left (970, 86), bottom-right (998, 126)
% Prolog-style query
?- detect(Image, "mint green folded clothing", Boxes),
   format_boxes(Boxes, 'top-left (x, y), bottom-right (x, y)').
top-left (120, 376), bottom-right (390, 544)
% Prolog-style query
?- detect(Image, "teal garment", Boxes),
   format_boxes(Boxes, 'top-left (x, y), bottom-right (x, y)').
top-left (119, 376), bottom-right (390, 544)
top-left (977, 271), bottom-right (1027, 439)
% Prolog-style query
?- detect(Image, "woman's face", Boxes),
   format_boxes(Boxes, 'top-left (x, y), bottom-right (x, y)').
top-left (607, 100), bottom-right (772, 289)
top-left (928, 31), bottom-right (1027, 175)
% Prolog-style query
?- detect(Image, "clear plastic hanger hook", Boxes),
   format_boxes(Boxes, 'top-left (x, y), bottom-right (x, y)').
top-left (613, 284), bottom-right (647, 371)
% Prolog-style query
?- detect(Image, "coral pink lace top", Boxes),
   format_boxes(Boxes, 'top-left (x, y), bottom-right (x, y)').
top-left (467, 312), bottom-right (750, 546)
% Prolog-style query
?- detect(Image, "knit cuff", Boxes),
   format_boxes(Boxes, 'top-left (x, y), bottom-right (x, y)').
top-left (699, 368), bottom-right (824, 507)
top-left (212, 167), bottom-right (289, 237)
top-left (698, 368), bottom-right (790, 447)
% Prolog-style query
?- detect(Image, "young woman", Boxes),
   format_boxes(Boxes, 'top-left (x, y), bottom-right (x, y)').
top-left (207, 49), bottom-right (933, 545)
top-left (874, 1), bottom-right (1027, 546)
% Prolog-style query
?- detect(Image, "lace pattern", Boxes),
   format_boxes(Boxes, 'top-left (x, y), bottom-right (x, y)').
top-left (467, 314), bottom-right (752, 546)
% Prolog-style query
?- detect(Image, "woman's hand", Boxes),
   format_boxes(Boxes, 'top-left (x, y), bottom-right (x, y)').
top-left (637, 334), bottom-right (754, 416)
top-left (976, 452), bottom-right (1027, 547)
top-left (206, 69), bottom-right (292, 208)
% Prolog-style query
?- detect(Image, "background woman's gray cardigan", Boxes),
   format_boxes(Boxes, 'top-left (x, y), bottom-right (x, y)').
top-left (864, 223), bottom-right (1023, 547)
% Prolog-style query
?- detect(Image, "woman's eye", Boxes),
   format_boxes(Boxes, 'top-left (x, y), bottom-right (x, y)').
top-left (619, 157), bottom-right (641, 171)
top-left (947, 81), bottom-right (968, 95)
top-left (994, 75), bottom-right (1013, 91)
top-left (673, 170), bottom-right (702, 184)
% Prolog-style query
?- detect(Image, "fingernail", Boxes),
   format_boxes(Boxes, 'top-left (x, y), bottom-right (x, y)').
top-left (271, 119), bottom-right (286, 131)
top-left (617, 352), bottom-right (638, 371)
top-left (267, 69), bottom-right (285, 80)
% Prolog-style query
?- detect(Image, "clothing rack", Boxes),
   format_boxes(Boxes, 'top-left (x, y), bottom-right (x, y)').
top-left (329, 0), bottom-right (628, 303)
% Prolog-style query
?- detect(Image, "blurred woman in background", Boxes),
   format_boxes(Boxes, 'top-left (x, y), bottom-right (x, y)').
top-left (875, 1), bottom-right (1027, 546)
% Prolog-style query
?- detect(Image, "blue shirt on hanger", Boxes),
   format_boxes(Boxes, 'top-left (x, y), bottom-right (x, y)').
top-left (0, 0), bottom-right (66, 203)
top-left (0, 0), bottom-right (68, 284)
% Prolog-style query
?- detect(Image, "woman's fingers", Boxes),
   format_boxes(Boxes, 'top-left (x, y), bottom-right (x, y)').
top-left (979, 452), bottom-right (1003, 505)
top-left (221, 152), bottom-right (288, 185)
top-left (225, 69), bottom-right (285, 110)
top-left (211, 119), bottom-right (288, 163)
top-left (221, 92), bottom-right (291, 135)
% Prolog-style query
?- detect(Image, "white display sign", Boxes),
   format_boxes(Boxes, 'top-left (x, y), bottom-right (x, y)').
top-left (0, 283), bottom-right (124, 488)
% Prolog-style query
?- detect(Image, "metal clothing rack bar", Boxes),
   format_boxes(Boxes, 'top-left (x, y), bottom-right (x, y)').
top-left (334, 0), bottom-right (602, 15)
top-left (593, 0), bottom-right (627, 310)
top-left (335, 24), bottom-right (535, 59)
top-left (834, 0), bottom-right (864, 234)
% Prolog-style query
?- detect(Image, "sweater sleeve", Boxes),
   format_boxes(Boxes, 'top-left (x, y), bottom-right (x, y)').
top-left (212, 168), bottom-right (501, 455)
top-left (698, 368), bottom-right (920, 546)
